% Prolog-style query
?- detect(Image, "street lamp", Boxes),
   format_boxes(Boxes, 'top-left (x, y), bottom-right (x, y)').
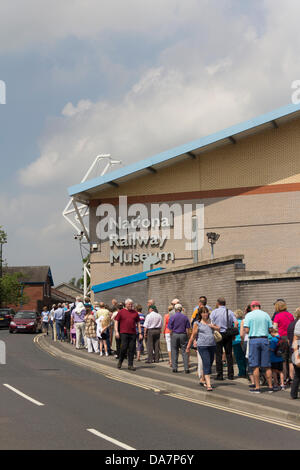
top-left (206, 232), bottom-right (220, 259)
top-left (0, 230), bottom-right (7, 307)
top-left (0, 230), bottom-right (7, 278)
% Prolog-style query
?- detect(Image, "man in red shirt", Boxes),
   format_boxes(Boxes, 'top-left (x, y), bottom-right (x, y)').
top-left (115, 298), bottom-right (142, 371)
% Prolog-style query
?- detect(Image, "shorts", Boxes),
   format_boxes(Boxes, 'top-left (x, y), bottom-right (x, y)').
top-left (248, 338), bottom-right (271, 369)
top-left (98, 332), bottom-right (107, 340)
top-left (271, 361), bottom-right (283, 371)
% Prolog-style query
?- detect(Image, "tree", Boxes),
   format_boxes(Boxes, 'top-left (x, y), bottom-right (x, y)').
top-left (0, 227), bottom-right (29, 307)
top-left (0, 272), bottom-right (29, 307)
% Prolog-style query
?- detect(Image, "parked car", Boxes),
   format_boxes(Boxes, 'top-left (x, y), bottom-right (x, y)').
top-left (9, 311), bottom-right (42, 334)
top-left (0, 308), bottom-right (16, 329)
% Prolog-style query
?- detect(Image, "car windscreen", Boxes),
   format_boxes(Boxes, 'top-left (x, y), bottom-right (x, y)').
top-left (14, 312), bottom-right (36, 319)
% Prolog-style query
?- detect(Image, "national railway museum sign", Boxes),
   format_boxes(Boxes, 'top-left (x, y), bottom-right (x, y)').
top-left (94, 196), bottom-right (204, 266)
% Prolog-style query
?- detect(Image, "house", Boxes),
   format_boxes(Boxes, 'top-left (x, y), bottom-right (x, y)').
top-left (3, 265), bottom-right (54, 312)
top-left (54, 282), bottom-right (83, 300)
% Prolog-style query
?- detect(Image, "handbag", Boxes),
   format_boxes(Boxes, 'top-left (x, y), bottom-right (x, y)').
top-left (213, 330), bottom-right (222, 343)
top-left (223, 309), bottom-right (239, 339)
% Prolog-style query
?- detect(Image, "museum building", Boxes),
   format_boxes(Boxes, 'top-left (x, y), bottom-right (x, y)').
top-left (68, 102), bottom-right (300, 303)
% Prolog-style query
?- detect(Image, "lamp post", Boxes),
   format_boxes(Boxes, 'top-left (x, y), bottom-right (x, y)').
top-left (206, 232), bottom-right (220, 259)
top-left (0, 229), bottom-right (7, 307)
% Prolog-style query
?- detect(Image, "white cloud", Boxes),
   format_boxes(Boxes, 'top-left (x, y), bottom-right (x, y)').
top-left (4, 0), bottom-right (300, 283)
top-left (0, 0), bottom-right (214, 53)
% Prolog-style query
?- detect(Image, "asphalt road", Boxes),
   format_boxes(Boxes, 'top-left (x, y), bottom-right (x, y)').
top-left (0, 329), bottom-right (300, 450)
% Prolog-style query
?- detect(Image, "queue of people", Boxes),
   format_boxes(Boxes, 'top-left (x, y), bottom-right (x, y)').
top-left (42, 294), bottom-right (300, 399)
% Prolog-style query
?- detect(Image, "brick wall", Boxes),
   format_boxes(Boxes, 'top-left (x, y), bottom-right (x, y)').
top-left (93, 256), bottom-right (243, 316)
top-left (8, 284), bottom-right (46, 312)
top-left (94, 279), bottom-right (148, 310)
top-left (92, 255), bottom-right (300, 319)
top-left (237, 276), bottom-right (300, 315)
top-left (147, 256), bottom-right (241, 317)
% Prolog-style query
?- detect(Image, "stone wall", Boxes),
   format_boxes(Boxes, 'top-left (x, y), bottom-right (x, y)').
top-left (237, 274), bottom-right (300, 315)
top-left (92, 255), bottom-right (300, 318)
top-left (94, 279), bottom-right (148, 310)
top-left (147, 256), bottom-right (243, 316)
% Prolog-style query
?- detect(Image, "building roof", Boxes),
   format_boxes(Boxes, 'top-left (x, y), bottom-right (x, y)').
top-left (51, 288), bottom-right (76, 303)
top-left (68, 102), bottom-right (300, 201)
top-left (3, 266), bottom-right (54, 286)
top-left (54, 282), bottom-right (83, 295)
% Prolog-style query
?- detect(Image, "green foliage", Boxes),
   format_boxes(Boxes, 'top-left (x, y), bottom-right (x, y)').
top-left (69, 255), bottom-right (90, 290)
top-left (0, 272), bottom-right (29, 307)
top-left (0, 226), bottom-right (7, 245)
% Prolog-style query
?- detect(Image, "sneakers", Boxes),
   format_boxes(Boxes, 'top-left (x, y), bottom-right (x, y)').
top-left (249, 388), bottom-right (261, 394)
top-left (280, 385), bottom-right (286, 391)
top-left (128, 366), bottom-right (136, 371)
top-left (117, 361), bottom-right (122, 369)
top-left (266, 387), bottom-right (274, 393)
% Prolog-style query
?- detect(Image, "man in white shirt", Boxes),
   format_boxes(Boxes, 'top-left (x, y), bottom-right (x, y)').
top-left (144, 305), bottom-right (163, 363)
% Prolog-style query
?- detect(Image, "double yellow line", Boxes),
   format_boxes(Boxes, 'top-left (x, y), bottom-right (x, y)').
top-left (34, 334), bottom-right (300, 433)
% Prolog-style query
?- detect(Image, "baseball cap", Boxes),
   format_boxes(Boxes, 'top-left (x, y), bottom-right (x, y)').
top-left (274, 298), bottom-right (285, 305)
top-left (250, 300), bottom-right (261, 307)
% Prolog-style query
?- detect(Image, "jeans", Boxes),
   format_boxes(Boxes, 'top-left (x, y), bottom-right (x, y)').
top-left (171, 333), bottom-right (189, 371)
top-left (198, 346), bottom-right (216, 375)
top-left (120, 333), bottom-right (136, 366)
top-left (56, 320), bottom-right (64, 341)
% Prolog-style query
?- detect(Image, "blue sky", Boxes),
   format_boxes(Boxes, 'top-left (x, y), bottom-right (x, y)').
top-left (0, 0), bottom-right (299, 284)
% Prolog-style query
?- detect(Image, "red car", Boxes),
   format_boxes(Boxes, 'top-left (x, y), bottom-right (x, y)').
top-left (9, 310), bottom-right (42, 334)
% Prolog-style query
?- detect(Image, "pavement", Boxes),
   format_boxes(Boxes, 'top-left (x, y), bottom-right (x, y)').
top-left (36, 334), bottom-right (300, 428)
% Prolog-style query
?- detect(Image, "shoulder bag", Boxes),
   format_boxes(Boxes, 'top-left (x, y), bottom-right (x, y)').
top-left (224, 308), bottom-right (239, 339)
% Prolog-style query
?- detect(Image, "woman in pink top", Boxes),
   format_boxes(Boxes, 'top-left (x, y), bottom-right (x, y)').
top-left (273, 300), bottom-right (294, 382)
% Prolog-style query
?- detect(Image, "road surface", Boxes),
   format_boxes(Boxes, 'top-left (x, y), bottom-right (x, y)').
top-left (0, 329), bottom-right (299, 450)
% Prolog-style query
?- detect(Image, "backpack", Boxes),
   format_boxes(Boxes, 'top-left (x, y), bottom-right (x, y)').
top-left (274, 336), bottom-right (288, 357)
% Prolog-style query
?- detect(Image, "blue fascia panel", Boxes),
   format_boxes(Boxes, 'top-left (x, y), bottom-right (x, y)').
top-left (92, 268), bottom-right (163, 293)
top-left (68, 102), bottom-right (300, 197)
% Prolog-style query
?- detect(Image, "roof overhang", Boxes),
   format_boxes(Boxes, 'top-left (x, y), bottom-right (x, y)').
top-left (68, 102), bottom-right (300, 202)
